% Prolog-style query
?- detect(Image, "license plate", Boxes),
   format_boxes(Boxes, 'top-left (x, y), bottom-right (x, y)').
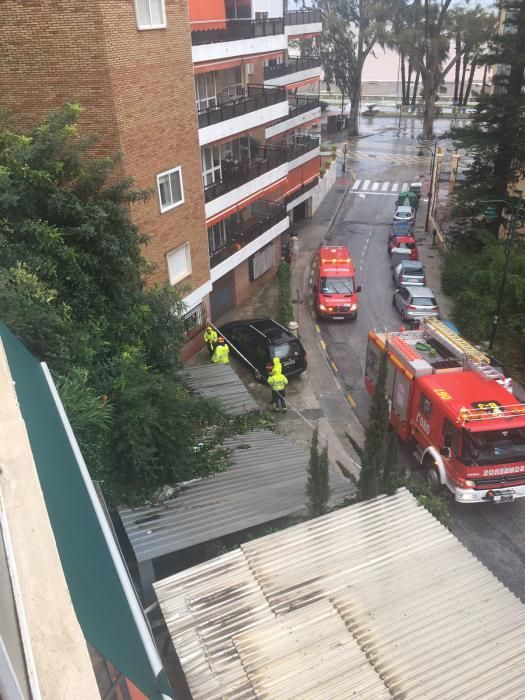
top-left (495, 491), bottom-right (515, 503)
top-left (332, 316), bottom-right (345, 320)
top-left (282, 359), bottom-right (294, 367)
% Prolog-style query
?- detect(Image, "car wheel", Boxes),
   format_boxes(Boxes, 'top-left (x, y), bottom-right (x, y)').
top-left (425, 461), bottom-right (442, 495)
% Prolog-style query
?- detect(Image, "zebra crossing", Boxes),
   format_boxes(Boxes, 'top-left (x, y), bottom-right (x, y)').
top-left (350, 179), bottom-right (420, 195)
top-left (344, 149), bottom-right (430, 165)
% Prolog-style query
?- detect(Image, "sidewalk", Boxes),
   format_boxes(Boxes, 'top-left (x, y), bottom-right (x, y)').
top-left (192, 165), bottom-right (364, 483)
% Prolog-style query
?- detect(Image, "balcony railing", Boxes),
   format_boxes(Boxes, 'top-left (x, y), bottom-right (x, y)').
top-left (198, 84), bottom-right (286, 128)
top-left (285, 177), bottom-right (319, 206)
top-left (284, 9), bottom-right (323, 25)
top-left (192, 17), bottom-right (284, 45)
top-left (204, 145), bottom-right (287, 203)
top-left (288, 95), bottom-right (321, 118)
top-left (264, 56), bottom-right (321, 80)
top-left (285, 134), bottom-right (320, 161)
top-left (209, 201), bottom-right (286, 267)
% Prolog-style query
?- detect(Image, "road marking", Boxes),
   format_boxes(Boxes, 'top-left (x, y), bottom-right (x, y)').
top-left (331, 361), bottom-right (338, 372)
top-left (320, 339), bottom-right (327, 350)
top-left (401, 182), bottom-right (409, 191)
top-left (371, 182), bottom-right (379, 191)
top-left (352, 179), bottom-right (361, 190)
top-left (381, 181), bottom-right (389, 191)
top-left (362, 179), bottom-right (371, 191)
top-left (349, 190), bottom-right (398, 197)
top-left (391, 182), bottom-right (399, 192)
top-left (315, 324), bottom-right (321, 333)
top-left (347, 392), bottom-right (357, 408)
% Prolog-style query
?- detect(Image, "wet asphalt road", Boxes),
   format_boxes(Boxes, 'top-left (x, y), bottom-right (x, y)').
top-left (318, 117), bottom-right (525, 603)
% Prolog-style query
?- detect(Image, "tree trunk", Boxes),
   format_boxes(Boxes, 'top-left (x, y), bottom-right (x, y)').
top-left (481, 63), bottom-right (488, 94)
top-left (411, 71), bottom-right (420, 105)
top-left (453, 35), bottom-right (461, 104)
top-left (400, 54), bottom-right (407, 105)
top-left (458, 51), bottom-right (469, 105)
top-left (406, 60), bottom-right (413, 106)
top-left (347, 75), bottom-right (361, 137)
top-left (463, 60), bottom-right (477, 106)
top-left (421, 71), bottom-right (436, 140)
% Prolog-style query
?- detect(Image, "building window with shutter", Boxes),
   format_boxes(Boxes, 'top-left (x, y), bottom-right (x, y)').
top-left (166, 243), bottom-right (191, 285)
top-left (157, 167), bottom-right (184, 213)
top-left (134, 0), bottom-right (166, 29)
top-left (250, 243), bottom-right (274, 280)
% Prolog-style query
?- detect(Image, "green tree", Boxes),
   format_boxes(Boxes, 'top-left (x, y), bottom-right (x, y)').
top-left (358, 348), bottom-right (390, 499)
top-left (316, 0), bottom-right (388, 136)
top-left (0, 104), bottom-right (232, 504)
top-left (306, 425), bottom-right (331, 517)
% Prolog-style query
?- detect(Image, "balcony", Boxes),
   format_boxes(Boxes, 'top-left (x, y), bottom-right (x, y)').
top-left (204, 145), bottom-right (288, 203)
top-left (198, 85), bottom-right (288, 146)
top-left (192, 18), bottom-right (287, 63)
top-left (264, 56), bottom-right (321, 88)
top-left (209, 201), bottom-right (288, 271)
top-left (265, 95), bottom-right (321, 139)
top-left (284, 9), bottom-right (323, 37)
top-left (285, 177), bottom-right (319, 208)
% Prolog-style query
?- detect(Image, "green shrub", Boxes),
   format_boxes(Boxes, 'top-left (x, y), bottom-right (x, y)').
top-left (320, 166), bottom-right (326, 178)
top-left (320, 143), bottom-right (330, 152)
top-left (278, 260), bottom-right (294, 325)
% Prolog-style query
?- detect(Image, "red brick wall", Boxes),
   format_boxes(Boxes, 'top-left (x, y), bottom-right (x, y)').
top-left (1, 0), bottom-right (210, 291)
top-left (234, 237), bottom-right (283, 305)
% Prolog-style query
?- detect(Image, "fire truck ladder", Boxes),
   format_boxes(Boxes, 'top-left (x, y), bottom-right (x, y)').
top-left (422, 318), bottom-right (507, 384)
top-left (458, 403), bottom-right (525, 423)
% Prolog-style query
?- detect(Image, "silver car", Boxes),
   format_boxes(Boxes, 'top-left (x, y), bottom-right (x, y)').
top-left (392, 285), bottom-right (440, 322)
top-left (393, 205), bottom-right (414, 222)
top-left (393, 260), bottom-right (426, 287)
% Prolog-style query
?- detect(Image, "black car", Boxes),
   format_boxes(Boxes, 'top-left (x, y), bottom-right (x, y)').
top-left (219, 318), bottom-right (307, 379)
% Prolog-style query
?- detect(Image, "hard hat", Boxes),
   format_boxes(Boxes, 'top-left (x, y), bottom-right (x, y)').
top-left (217, 336), bottom-right (225, 343)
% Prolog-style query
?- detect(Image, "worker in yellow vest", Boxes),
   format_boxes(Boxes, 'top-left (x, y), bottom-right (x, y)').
top-left (267, 370), bottom-right (288, 412)
top-left (211, 336), bottom-right (229, 364)
top-left (203, 325), bottom-right (218, 355)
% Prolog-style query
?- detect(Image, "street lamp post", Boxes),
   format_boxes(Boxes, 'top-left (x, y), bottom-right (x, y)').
top-left (484, 193), bottom-right (523, 350)
top-left (417, 141), bottom-right (440, 234)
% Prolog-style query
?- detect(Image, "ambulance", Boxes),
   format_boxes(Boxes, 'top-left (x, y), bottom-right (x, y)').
top-left (365, 318), bottom-right (525, 503)
top-left (313, 246), bottom-right (361, 320)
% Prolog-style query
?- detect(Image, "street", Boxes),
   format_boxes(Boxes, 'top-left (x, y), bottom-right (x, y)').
top-left (316, 117), bottom-right (525, 603)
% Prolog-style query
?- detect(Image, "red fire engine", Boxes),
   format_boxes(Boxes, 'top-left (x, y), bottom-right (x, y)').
top-left (366, 318), bottom-right (525, 503)
top-left (313, 245), bottom-right (361, 320)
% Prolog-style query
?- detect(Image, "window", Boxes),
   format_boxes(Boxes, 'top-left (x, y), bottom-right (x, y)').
top-left (134, 0), bottom-right (166, 29)
top-left (442, 419), bottom-right (461, 456)
top-left (157, 167), bottom-right (184, 212)
top-left (166, 243), bottom-right (191, 285)
top-left (195, 73), bottom-right (217, 112)
top-left (419, 394), bottom-right (432, 417)
top-left (201, 146), bottom-right (222, 187)
top-left (182, 301), bottom-right (207, 339)
top-left (208, 220), bottom-right (229, 254)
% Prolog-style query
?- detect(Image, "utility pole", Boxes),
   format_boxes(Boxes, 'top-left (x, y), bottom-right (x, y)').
top-left (489, 192), bottom-right (523, 350)
top-left (425, 142), bottom-right (440, 234)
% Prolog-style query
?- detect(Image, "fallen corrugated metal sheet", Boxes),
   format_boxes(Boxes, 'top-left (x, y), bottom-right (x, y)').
top-left (177, 364), bottom-right (259, 415)
top-left (154, 488), bottom-right (525, 700)
top-left (119, 429), bottom-right (354, 562)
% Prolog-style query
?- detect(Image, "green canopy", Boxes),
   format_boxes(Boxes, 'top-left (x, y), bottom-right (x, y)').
top-left (0, 323), bottom-right (172, 700)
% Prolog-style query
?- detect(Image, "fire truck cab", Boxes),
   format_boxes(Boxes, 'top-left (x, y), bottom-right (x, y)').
top-left (366, 318), bottom-right (525, 503)
top-left (314, 246), bottom-right (361, 320)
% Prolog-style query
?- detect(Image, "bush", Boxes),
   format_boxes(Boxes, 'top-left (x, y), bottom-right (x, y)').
top-left (320, 143), bottom-right (330, 152)
top-left (320, 166), bottom-right (326, 179)
top-left (278, 260), bottom-right (294, 325)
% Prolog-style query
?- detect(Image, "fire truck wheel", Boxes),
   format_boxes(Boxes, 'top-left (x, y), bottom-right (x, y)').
top-left (424, 460), bottom-right (442, 494)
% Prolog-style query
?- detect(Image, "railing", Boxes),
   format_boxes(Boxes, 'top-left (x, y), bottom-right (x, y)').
top-left (285, 177), bottom-right (319, 206)
top-left (288, 94), bottom-right (321, 117)
top-left (182, 301), bottom-right (207, 340)
top-left (284, 9), bottom-right (322, 25)
top-left (264, 56), bottom-right (321, 80)
top-left (198, 84), bottom-right (286, 128)
top-left (204, 146), bottom-right (287, 202)
top-left (286, 134), bottom-right (320, 160)
top-left (192, 17), bottom-right (284, 45)
top-left (209, 201), bottom-right (287, 267)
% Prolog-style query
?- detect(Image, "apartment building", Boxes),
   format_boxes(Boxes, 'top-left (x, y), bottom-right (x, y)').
top-left (1, 0), bottom-right (322, 356)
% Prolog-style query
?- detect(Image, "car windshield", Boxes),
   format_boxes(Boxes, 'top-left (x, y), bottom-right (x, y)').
top-left (320, 276), bottom-right (355, 294)
top-left (411, 296), bottom-right (437, 306)
top-left (272, 340), bottom-right (301, 360)
top-left (463, 428), bottom-right (525, 466)
top-left (396, 212), bottom-right (411, 219)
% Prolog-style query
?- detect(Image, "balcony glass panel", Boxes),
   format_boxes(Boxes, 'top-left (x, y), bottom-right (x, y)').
top-left (284, 9), bottom-right (322, 25)
top-left (192, 17), bottom-right (284, 45)
top-left (264, 56), bottom-right (321, 80)
top-left (198, 84), bottom-right (286, 128)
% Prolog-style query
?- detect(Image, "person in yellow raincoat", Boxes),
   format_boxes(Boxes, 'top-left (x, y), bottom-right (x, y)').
top-left (267, 369), bottom-right (288, 412)
top-left (203, 325), bottom-right (218, 355)
top-left (211, 336), bottom-right (229, 364)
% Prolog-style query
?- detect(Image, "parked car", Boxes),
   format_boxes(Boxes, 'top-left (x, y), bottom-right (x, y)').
top-left (219, 317), bottom-right (307, 379)
top-left (388, 235), bottom-right (419, 260)
top-left (393, 260), bottom-right (426, 287)
top-left (396, 191), bottom-right (419, 210)
top-left (392, 286), bottom-right (440, 323)
top-left (389, 220), bottom-right (413, 238)
top-left (393, 205), bottom-right (415, 223)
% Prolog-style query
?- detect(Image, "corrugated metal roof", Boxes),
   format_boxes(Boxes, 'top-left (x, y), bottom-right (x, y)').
top-left (154, 488), bottom-right (525, 700)
top-left (177, 364), bottom-right (259, 415)
top-left (120, 429), bottom-right (353, 561)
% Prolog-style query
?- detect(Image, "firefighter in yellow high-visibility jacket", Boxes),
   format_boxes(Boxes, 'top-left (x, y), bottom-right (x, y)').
top-left (211, 336), bottom-right (229, 364)
top-left (267, 370), bottom-right (288, 412)
top-left (203, 325), bottom-right (218, 355)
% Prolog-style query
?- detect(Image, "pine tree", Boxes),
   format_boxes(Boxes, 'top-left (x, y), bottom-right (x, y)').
top-left (358, 348), bottom-right (390, 500)
top-left (306, 425), bottom-right (331, 517)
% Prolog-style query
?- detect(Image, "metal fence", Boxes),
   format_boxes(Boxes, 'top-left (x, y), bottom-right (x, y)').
top-left (182, 301), bottom-right (207, 339)
top-left (264, 56), bottom-right (321, 80)
top-left (284, 9), bottom-right (322, 25)
top-left (192, 17), bottom-right (284, 45)
top-left (198, 84), bottom-right (286, 128)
